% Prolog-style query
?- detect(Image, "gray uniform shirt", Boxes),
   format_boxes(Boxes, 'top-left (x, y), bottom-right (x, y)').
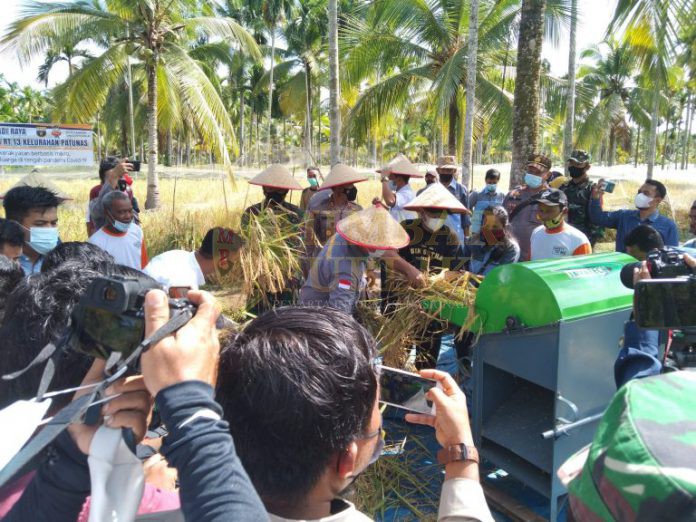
top-left (299, 234), bottom-right (367, 314)
top-left (503, 185), bottom-right (546, 261)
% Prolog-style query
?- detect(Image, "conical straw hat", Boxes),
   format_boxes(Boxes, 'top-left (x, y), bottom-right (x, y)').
top-left (336, 204), bottom-right (409, 250)
top-left (248, 164), bottom-right (303, 190)
top-left (318, 163), bottom-right (368, 190)
top-left (378, 154), bottom-right (423, 177)
top-left (0, 172), bottom-right (72, 201)
top-left (404, 183), bottom-right (470, 214)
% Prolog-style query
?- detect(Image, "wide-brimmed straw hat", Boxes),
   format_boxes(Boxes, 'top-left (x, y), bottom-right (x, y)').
top-left (404, 183), bottom-right (470, 214)
top-left (377, 154), bottom-right (423, 177)
top-left (436, 155), bottom-right (458, 170)
top-left (336, 204), bottom-right (409, 250)
top-left (319, 163), bottom-right (368, 191)
top-left (0, 172), bottom-right (72, 201)
top-left (248, 164), bottom-right (303, 190)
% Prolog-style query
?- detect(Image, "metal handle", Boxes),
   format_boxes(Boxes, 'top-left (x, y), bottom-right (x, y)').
top-left (541, 412), bottom-right (604, 440)
top-left (556, 394), bottom-right (580, 424)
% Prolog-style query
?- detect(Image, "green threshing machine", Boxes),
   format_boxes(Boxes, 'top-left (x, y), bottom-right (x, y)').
top-left (436, 252), bottom-right (635, 521)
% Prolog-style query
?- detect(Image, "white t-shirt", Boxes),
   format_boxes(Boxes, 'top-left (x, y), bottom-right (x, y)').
top-left (390, 184), bottom-right (417, 223)
top-left (530, 223), bottom-right (591, 261)
top-left (144, 250), bottom-right (205, 291)
top-left (88, 224), bottom-right (148, 270)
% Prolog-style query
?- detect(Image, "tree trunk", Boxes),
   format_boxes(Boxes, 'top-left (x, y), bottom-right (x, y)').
top-left (683, 95), bottom-right (693, 169)
top-left (662, 113), bottom-right (671, 169)
top-left (447, 100), bottom-right (459, 155)
top-left (562, 0), bottom-right (578, 174)
top-left (634, 126), bottom-right (641, 167)
top-left (328, 0), bottom-right (341, 166)
top-left (126, 24), bottom-right (137, 158)
top-left (608, 127), bottom-right (616, 166)
top-left (461, 0), bottom-right (479, 188)
top-left (96, 113), bottom-right (102, 162)
top-left (304, 61), bottom-right (313, 162)
top-left (267, 28), bottom-right (276, 163)
top-left (166, 129), bottom-right (172, 167)
top-left (510, 0), bottom-right (546, 188)
top-left (646, 80), bottom-right (660, 179)
top-left (145, 57), bottom-right (160, 209)
top-left (239, 84), bottom-right (245, 166)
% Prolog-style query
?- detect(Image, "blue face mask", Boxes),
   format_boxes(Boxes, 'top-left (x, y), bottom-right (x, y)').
top-left (308, 177), bottom-right (318, 187)
top-left (525, 173), bottom-right (543, 189)
top-left (108, 211), bottom-right (132, 233)
top-left (485, 183), bottom-right (497, 192)
top-left (27, 227), bottom-right (59, 255)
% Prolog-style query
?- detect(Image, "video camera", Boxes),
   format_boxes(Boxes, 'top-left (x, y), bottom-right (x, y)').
top-left (69, 275), bottom-right (196, 363)
top-left (623, 248), bottom-right (696, 370)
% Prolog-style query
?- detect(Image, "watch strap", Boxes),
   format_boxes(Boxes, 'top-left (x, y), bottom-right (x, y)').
top-left (437, 443), bottom-right (480, 465)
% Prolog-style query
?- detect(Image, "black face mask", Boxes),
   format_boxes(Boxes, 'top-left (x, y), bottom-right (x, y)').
top-left (439, 174), bottom-right (453, 184)
top-left (568, 166), bottom-right (585, 179)
top-left (344, 187), bottom-right (358, 202)
top-left (265, 191), bottom-right (287, 204)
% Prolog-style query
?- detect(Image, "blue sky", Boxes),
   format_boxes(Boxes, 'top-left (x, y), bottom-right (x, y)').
top-left (0, 0), bottom-right (618, 90)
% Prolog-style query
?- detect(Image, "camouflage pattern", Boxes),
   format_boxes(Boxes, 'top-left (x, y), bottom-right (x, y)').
top-left (568, 372), bottom-right (696, 521)
top-left (569, 149), bottom-right (591, 166)
top-left (560, 178), bottom-right (604, 246)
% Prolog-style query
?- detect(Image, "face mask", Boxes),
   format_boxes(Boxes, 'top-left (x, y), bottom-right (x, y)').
top-left (344, 187), bottom-right (358, 202)
top-left (568, 166), bottom-right (585, 179)
top-left (265, 191), bottom-right (286, 204)
top-left (425, 178), bottom-right (435, 185)
top-left (88, 426), bottom-right (144, 522)
top-left (107, 211), bottom-right (131, 233)
top-left (423, 216), bottom-right (446, 232)
top-left (525, 173), bottom-right (543, 189)
top-left (485, 183), bottom-right (498, 192)
top-left (635, 193), bottom-right (654, 209)
top-left (27, 226), bottom-right (59, 255)
top-left (367, 249), bottom-right (385, 259)
top-left (541, 214), bottom-right (564, 230)
top-left (308, 178), bottom-right (318, 187)
top-left (482, 227), bottom-right (505, 245)
top-left (439, 174), bottom-right (453, 185)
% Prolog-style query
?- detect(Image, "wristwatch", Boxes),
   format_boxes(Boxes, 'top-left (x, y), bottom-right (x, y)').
top-left (437, 443), bottom-right (480, 465)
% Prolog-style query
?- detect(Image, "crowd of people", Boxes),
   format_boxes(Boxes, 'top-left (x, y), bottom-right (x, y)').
top-left (0, 150), bottom-right (694, 521)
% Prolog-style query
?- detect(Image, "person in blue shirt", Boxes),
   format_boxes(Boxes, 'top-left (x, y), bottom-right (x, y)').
top-left (436, 155), bottom-right (471, 245)
top-left (468, 169), bottom-right (505, 237)
top-left (2, 186), bottom-right (60, 275)
top-left (589, 178), bottom-right (679, 253)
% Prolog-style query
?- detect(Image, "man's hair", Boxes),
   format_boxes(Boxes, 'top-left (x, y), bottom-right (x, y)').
top-left (102, 189), bottom-right (130, 212)
top-left (306, 166), bottom-right (319, 174)
top-left (394, 174), bottom-right (410, 184)
top-left (99, 156), bottom-right (121, 182)
top-left (0, 218), bottom-right (25, 247)
top-left (42, 241), bottom-right (115, 273)
top-left (3, 186), bottom-right (59, 222)
top-left (0, 262), bottom-right (156, 410)
top-left (0, 255), bottom-right (24, 323)
top-left (216, 306), bottom-right (378, 504)
top-left (690, 199), bottom-right (696, 209)
top-left (625, 224), bottom-right (664, 253)
top-left (644, 179), bottom-right (667, 199)
top-left (483, 205), bottom-right (516, 247)
top-left (485, 169), bottom-right (501, 181)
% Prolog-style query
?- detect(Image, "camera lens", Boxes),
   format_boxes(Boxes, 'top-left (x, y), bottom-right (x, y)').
top-left (103, 285), bottom-right (118, 301)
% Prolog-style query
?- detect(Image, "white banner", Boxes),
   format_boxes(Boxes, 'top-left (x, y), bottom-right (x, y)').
top-left (0, 123), bottom-right (93, 166)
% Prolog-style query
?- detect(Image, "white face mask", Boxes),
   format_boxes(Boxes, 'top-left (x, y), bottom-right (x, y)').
top-left (88, 426), bottom-right (144, 522)
top-left (423, 216), bottom-right (446, 232)
top-left (368, 249), bottom-right (386, 259)
top-left (634, 193), bottom-right (654, 209)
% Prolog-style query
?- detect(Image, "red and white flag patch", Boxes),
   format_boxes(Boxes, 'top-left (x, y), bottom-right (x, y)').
top-left (338, 279), bottom-right (352, 290)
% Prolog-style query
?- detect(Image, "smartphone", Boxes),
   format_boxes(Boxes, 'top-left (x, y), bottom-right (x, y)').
top-left (634, 278), bottom-right (696, 329)
top-left (602, 180), bottom-right (616, 193)
top-left (378, 365), bottom-right (438, 415)
top-left (130, 160), bottom-right (141, 172)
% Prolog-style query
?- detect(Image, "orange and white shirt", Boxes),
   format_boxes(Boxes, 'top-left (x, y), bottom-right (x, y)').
top-left (88, 224), bottom-right (149, 270)
top-left (530, 223), bottom-right (591, 261)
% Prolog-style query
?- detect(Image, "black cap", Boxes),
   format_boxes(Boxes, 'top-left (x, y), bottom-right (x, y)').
top-left (536, 188), bottom-right (568, 207)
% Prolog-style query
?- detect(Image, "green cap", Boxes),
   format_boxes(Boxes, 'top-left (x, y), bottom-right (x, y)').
top-left (568, 150), bottom-right (591, 166)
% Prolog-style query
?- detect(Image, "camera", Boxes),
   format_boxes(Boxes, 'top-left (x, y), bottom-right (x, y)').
top-left (69, 275), bottom-right (196, 362)
top-left (620, 248), bottom-right (694, 289)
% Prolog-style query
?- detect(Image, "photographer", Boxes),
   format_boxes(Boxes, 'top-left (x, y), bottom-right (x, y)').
top-left (614, 252), bottom-right (696, 388)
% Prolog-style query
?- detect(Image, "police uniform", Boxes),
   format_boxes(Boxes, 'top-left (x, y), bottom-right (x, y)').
top-left (503, 185), bottom-right (547, 262)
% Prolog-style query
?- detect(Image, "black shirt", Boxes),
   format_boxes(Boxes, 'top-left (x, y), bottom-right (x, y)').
top-left (398, 219), bottom-right (465, 272)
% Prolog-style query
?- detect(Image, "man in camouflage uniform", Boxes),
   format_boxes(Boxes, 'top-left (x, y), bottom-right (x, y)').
top-left (566, 371), bottom-right (696, 521)
top-left (559, 150), bottom-right (603, 247)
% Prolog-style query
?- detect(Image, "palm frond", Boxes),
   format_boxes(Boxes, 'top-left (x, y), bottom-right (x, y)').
top-left (183, 16), bottom-right (262, 61)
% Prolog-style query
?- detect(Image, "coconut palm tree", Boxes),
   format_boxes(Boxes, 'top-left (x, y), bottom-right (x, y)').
top-left (37, 44), bottom-right (92, 87)
top-left (461, 0), bottom-right (480, 188)
top-left (561, 0), bottom-right (577, 172)
top-left (1, 0), bottom-right (260, 209)
top-left (328, 0), bottom-right (341, 165)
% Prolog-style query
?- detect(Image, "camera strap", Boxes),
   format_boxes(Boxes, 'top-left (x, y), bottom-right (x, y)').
top-left (0, 307), bottom-right (195, 490)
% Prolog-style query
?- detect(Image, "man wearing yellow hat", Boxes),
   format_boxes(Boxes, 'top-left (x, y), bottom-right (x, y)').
top-left (383, 183), bottom-right (469, 367)
top-left (376, 154), bottom-right (423, 223)
top-left (242, 164), bottom-right (304, 225)
top-left (300, 204), bottom-right (419, 314)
